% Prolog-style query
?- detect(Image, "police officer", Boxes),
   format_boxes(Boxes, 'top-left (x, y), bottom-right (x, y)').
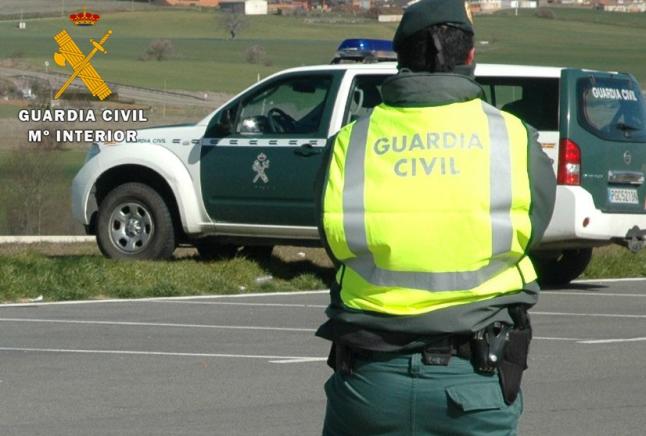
top-left (317, 0), bottom-right (556, 434)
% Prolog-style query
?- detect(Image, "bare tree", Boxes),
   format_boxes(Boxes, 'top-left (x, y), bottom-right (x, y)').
top-left (140, 39), bottom-right (175, 61)
top-left (221, 12), bottom-right (246, 40)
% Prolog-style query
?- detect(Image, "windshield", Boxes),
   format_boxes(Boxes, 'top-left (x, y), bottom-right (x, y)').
top-left (578, 76), bottom-right (646, 143)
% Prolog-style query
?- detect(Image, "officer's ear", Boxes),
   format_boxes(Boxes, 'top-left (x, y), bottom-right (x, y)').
top-left (465, 47), bottom-right (475, 65)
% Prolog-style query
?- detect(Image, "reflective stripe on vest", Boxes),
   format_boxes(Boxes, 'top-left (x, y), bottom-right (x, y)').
top-left (341, 102), bottom-right (521, 292)
top-left (322, 98), bottom-right (537, 315)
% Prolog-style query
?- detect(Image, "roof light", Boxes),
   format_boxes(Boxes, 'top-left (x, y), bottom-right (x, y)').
top-left (331, 39), bottom-right (397, 64)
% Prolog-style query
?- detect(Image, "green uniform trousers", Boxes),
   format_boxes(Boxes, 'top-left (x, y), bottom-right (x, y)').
top-left (322, 352), bottom-right (522, 436)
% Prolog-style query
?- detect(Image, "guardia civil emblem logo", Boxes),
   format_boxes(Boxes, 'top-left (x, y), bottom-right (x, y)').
top-left (253, 153), bottom-right (270, 184)
top-left (52, 7), bottom-right (112, 101)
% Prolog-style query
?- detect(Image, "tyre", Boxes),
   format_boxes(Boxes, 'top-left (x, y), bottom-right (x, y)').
top-left (97, 182), bottom-right (176, 260)
top-left (531, 248), bottom-right (593, 287)
top-left (195, 241), bottom-right (273, 261)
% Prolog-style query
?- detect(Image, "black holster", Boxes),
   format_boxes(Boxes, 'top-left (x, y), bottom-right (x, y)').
top-left (498, 305), bottom-right (532, 405)
top-left (327, 342), bottom-right (353, 376)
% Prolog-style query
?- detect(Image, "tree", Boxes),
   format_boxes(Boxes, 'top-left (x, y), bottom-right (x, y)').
top-left (141, 39), bottom-right (175, 61)
top-left (221, 12), bottom-right (246, 40)
top-left (245, 45), bottom-right (266, 64)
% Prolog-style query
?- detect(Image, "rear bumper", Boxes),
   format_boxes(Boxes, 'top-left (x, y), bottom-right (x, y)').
top-left (539, 186), bottom-right (646, 250)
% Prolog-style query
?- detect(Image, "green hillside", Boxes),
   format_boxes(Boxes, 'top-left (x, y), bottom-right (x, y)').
top-left (0, 8), bottom-right (645, 93)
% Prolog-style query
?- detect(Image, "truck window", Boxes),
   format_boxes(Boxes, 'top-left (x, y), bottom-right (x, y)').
top-left (477, 77), bottom-right (559, 131)
top-left (236, 75), bottom-right (333, 136)
top-left (577, 76), bottom-right (646, 143)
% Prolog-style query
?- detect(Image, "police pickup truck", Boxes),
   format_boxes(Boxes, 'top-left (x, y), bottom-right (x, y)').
top-left (72, 39), bottom-right (646, 285)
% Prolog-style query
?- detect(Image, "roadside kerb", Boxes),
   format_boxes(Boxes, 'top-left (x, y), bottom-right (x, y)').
top-left (0, 236), bottom-right (94, 244)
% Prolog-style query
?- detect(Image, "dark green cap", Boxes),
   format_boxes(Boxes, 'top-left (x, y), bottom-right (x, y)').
top-left (393, 0), bottom-right (475, 51)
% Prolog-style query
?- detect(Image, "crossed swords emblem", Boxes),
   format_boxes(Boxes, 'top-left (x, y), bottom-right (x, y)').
top-left (53, 29), bottom-right (113, 100)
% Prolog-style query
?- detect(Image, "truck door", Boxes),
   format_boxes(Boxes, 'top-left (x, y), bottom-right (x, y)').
top-left (561, 69), bottom-right (646, 214)
top-left (200, 72), bottom-right (342, 226)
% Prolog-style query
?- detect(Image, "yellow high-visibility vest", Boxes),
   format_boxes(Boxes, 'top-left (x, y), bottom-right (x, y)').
top-left (322, 99), bottom-right (536, 316)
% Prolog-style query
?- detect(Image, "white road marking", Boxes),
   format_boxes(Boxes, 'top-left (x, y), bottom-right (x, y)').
top-left (0, 318), bottom-right (634, 343)
top-left (578, 337), bottom-right (646, 344)
top-left (0, 318), bottom-right (316, 332)
top-left (270, 357), bottom-right (327, 364)
top-left (573, 278), bottom-right (646, 283)
top-left (155, 301), bottom-right (327, 308)
top-left (2, 279), bottom-right (643, 308)
top-left (0, 346), bottom-right (324, 362)
top-left (532, 311), bottom-right (646, 319)
top-left (0, 290), bottom-right (329, 308)
top-left (541, 291), bottom-right (646, 298)
top-left (187, 290), bottom-right (329, 298)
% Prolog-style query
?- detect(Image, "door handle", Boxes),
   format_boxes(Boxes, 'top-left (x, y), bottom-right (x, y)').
top-left (294, 143), bottom-right (322, 157)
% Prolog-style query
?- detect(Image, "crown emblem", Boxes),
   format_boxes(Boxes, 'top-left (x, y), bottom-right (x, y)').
top-left (69, 7), bottom-right (100, 26)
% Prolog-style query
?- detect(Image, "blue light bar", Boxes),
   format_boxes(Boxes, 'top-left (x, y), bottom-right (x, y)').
top-left (331, 38), bottom-right (397, 64)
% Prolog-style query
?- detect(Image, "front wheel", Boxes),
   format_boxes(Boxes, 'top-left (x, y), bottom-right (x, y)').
top-left (531, 248), bottom-right (593, 287)
top-left (96, 183), bottom-right (176, 260)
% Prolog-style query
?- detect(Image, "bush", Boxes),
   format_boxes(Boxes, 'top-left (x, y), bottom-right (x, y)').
top-left (28, 78), bottom-right (52, 104)
top-left (535, 8), bottom-right (555, 19)
top-left (245, 45), bottom-right (267, 64)
top-left (0, 78), bottom-right (18, 98)
top-left (1, 144), bottom-right (62, 234)
top-left (140, 39), bottom-right (175, 61)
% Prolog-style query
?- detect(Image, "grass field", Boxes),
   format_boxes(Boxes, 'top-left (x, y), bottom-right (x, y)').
top-left (1, 8), bottom-right (645, 94)
top-left (0, 243), bottom-right (643, 302)
top-left (0, 244), bottom-right (334, 302)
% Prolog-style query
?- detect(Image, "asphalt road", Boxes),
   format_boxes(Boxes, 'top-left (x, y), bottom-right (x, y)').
top-left (0, 279), bottom-right (645, 435)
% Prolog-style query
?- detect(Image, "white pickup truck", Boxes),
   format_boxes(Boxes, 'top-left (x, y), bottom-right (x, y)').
top-left (72, 40), bottom-right (646, 285)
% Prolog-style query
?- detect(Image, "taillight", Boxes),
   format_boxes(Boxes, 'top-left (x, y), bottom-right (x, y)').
top-left (557, 138), bottom-right (581, 185)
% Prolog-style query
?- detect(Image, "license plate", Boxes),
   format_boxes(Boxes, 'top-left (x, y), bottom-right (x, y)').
top-left (608, 188), bottom-right (639, 204)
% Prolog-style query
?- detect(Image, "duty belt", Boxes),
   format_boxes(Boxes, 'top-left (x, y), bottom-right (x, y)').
top-left (331, 335), bottom-right (473, 375)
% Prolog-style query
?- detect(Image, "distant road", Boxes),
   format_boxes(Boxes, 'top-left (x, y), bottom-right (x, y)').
top-left (0, 66), bottom-right (231, 107)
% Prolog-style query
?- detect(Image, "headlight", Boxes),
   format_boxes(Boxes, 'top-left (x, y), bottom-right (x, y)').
top-left (85, 142), bottom-right (101, 163)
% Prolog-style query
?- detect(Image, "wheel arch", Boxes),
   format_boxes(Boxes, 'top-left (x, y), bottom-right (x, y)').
top-left (85, 154), bottom-right (204, 237)
top-left (94, 165), bottom-right (185, 239)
